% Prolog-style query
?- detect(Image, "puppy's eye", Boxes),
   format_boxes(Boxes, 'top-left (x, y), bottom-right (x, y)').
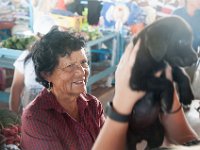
top-left (178, 39), bottom-right (188, 47)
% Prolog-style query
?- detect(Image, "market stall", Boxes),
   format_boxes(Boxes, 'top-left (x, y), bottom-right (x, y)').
top-left (0, 31), bottom-right (119, 102)
top-left (0, 0), bottom-right (182, 102)
top-left (1, 0), bottom-right (193, 149)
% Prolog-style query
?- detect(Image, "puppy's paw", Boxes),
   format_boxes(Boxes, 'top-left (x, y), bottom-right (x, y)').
top-left (179, 87), bottom-right (194, 105)
top-left (161, 101), bottom-right (173, 113)
top-left (161, 96), bottom-right (173, 113)
top-left (161, 86), bottom-right (174, 112)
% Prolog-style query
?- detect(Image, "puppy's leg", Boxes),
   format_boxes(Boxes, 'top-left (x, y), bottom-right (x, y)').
top-left (145, 118), bottom-right (165, 149)
top-left (172, 67), bottom-right (194, 105)
top-left (146, 76), bottom-right (174, 112)
top-left (127, 130), bottom-right (139, 150)
top-left (130, 65), bottom-right (174, 111)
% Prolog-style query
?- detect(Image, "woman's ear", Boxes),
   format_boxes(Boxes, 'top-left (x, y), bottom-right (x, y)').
top-left (40, 71), bottom-right (51, 81)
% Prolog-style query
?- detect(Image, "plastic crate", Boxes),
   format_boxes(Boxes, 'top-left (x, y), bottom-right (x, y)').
top-left (0, 29), bottom-right (11, 41)
top-left (50, 14), bottom-right (83, 30)
top-left (0, 68), bottom-right (6, 90)
top-left (91, 49), bottom-right (111, 62)
top-left (0, 68), bottom-right (13, 91)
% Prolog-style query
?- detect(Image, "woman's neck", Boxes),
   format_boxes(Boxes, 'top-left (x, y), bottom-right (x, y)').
top-left (61, 97), bottom-right (80, 121)
top-left (53, 91), bottom-right (80, 120)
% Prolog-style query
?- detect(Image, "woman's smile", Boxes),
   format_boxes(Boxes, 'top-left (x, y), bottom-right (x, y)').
top-left (73, 80), bottom-right (85, 85)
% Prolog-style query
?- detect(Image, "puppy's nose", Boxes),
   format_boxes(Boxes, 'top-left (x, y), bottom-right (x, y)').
top-left (186, 54), bottom-right (198, 66)
top-left (192, 54), bottom-right (198, 63)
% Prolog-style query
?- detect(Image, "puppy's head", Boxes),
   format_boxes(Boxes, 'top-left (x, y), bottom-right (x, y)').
top-left (145, 16), bottom-right (197, 67)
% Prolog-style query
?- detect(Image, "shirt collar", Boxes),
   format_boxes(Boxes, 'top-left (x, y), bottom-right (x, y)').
top-left (40, 89), bottom-right (91, 114)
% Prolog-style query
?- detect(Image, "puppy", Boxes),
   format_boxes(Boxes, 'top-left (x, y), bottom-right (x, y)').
top-left (127, 16), bottom-right (198, 150)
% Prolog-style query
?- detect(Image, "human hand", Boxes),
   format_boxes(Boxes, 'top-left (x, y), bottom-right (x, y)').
top-left (113, 40), bottom-right (145, 115)
top-left (164, 66), bottom-right (173, 82)
top-left (159, 66), bottom-right (199, 144)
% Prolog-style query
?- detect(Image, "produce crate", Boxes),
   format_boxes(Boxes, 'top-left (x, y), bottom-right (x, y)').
top-left (0, 68), bottom-right (13, 91)
top-left (0, 29), bottom-right (11, 41)
top-left (50, 14), bottom-right (83, 31)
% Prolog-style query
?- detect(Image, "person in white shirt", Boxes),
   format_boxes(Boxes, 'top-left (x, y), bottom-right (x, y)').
top-left (9, 50), bottom-right (43, 113)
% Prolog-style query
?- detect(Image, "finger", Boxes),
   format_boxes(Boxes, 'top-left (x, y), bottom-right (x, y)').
top-left (154, 70), bottom-right (162, 77)
top-left (165, 66), bottom-right (173, 81)
top-left (118, 42), bottom-right (133, 65)
top-left (122, 42), bottom-right (134, 61)
top-left (117, 54), bottom-right (125, 69)
top-left (128, 39), bottom-right (141, 66)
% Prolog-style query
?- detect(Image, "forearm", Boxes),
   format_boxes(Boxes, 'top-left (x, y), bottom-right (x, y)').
top-left (160, 91), bottom-right (199, 144)
top-left (92, 96), bottom-right (138, 150)
top-left (92, 41), bottom-right (142, 150)
top-left (9, 87), bottom-right (23, 113)
top-left (9, 69), bottom-right (24, 113)
top-left (92, 118), bottom-right (128, 150)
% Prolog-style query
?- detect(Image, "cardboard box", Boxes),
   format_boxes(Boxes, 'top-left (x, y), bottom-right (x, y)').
top-left (50, 14), bottom-right (83, 31)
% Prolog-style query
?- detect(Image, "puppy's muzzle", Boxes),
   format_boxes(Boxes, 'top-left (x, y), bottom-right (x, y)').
top-left (171, 54), bottom-right (198, 67)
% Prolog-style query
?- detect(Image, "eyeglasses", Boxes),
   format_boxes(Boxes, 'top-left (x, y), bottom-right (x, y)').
top-left (57, 60), bottom-right (89, 72)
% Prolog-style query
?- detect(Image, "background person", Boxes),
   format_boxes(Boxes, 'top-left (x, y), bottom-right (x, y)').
top-left (9, 48), bottom-right (43, 114)
top-left (172, 0), bottom-right (200, 52)
top-left (9, 0), bottom-right (59, 114)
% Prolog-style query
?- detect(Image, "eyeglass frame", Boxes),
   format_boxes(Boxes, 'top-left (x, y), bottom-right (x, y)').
top-left (56, 60), bottom-right (89, 72)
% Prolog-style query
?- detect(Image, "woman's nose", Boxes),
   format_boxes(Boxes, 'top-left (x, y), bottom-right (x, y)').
top-left (74, 65), bottom-right (86, 74)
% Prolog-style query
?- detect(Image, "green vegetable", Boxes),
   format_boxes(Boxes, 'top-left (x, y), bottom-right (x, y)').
top-left (0, 109), bottom-right (21, 129)
top-left (1, 36), bottom-right (36, 50)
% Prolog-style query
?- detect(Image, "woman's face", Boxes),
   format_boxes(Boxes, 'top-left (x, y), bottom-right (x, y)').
top-left (46, 49), bottom-right (89, 97)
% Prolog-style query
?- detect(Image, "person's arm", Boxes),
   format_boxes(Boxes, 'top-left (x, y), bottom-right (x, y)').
top-left (160, 67), bottom-right (199, 145)
top-left (9, 69), bottom-right (24, 113)
top-left (160, 90), bottom-right (199, 144)
top-left (92, 40), bottom-right (145, 150)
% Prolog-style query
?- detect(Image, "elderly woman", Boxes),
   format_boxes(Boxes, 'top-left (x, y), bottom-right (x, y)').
top-left (21, 26), bottom-right (105, 150)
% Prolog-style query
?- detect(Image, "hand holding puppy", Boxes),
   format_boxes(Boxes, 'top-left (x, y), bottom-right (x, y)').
top-left (113, 40), bottom-right (145, 115)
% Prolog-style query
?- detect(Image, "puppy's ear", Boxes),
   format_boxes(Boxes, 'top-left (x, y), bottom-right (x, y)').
top-left (145, 26), bottom-right (168, 62)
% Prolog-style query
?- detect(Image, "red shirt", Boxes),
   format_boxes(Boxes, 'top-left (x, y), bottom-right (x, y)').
top-left (21, 89), bottom-right (105, 150)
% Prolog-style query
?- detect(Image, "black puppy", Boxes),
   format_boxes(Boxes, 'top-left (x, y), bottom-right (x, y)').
top-left (127, 16), bottom-right (198, 149)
